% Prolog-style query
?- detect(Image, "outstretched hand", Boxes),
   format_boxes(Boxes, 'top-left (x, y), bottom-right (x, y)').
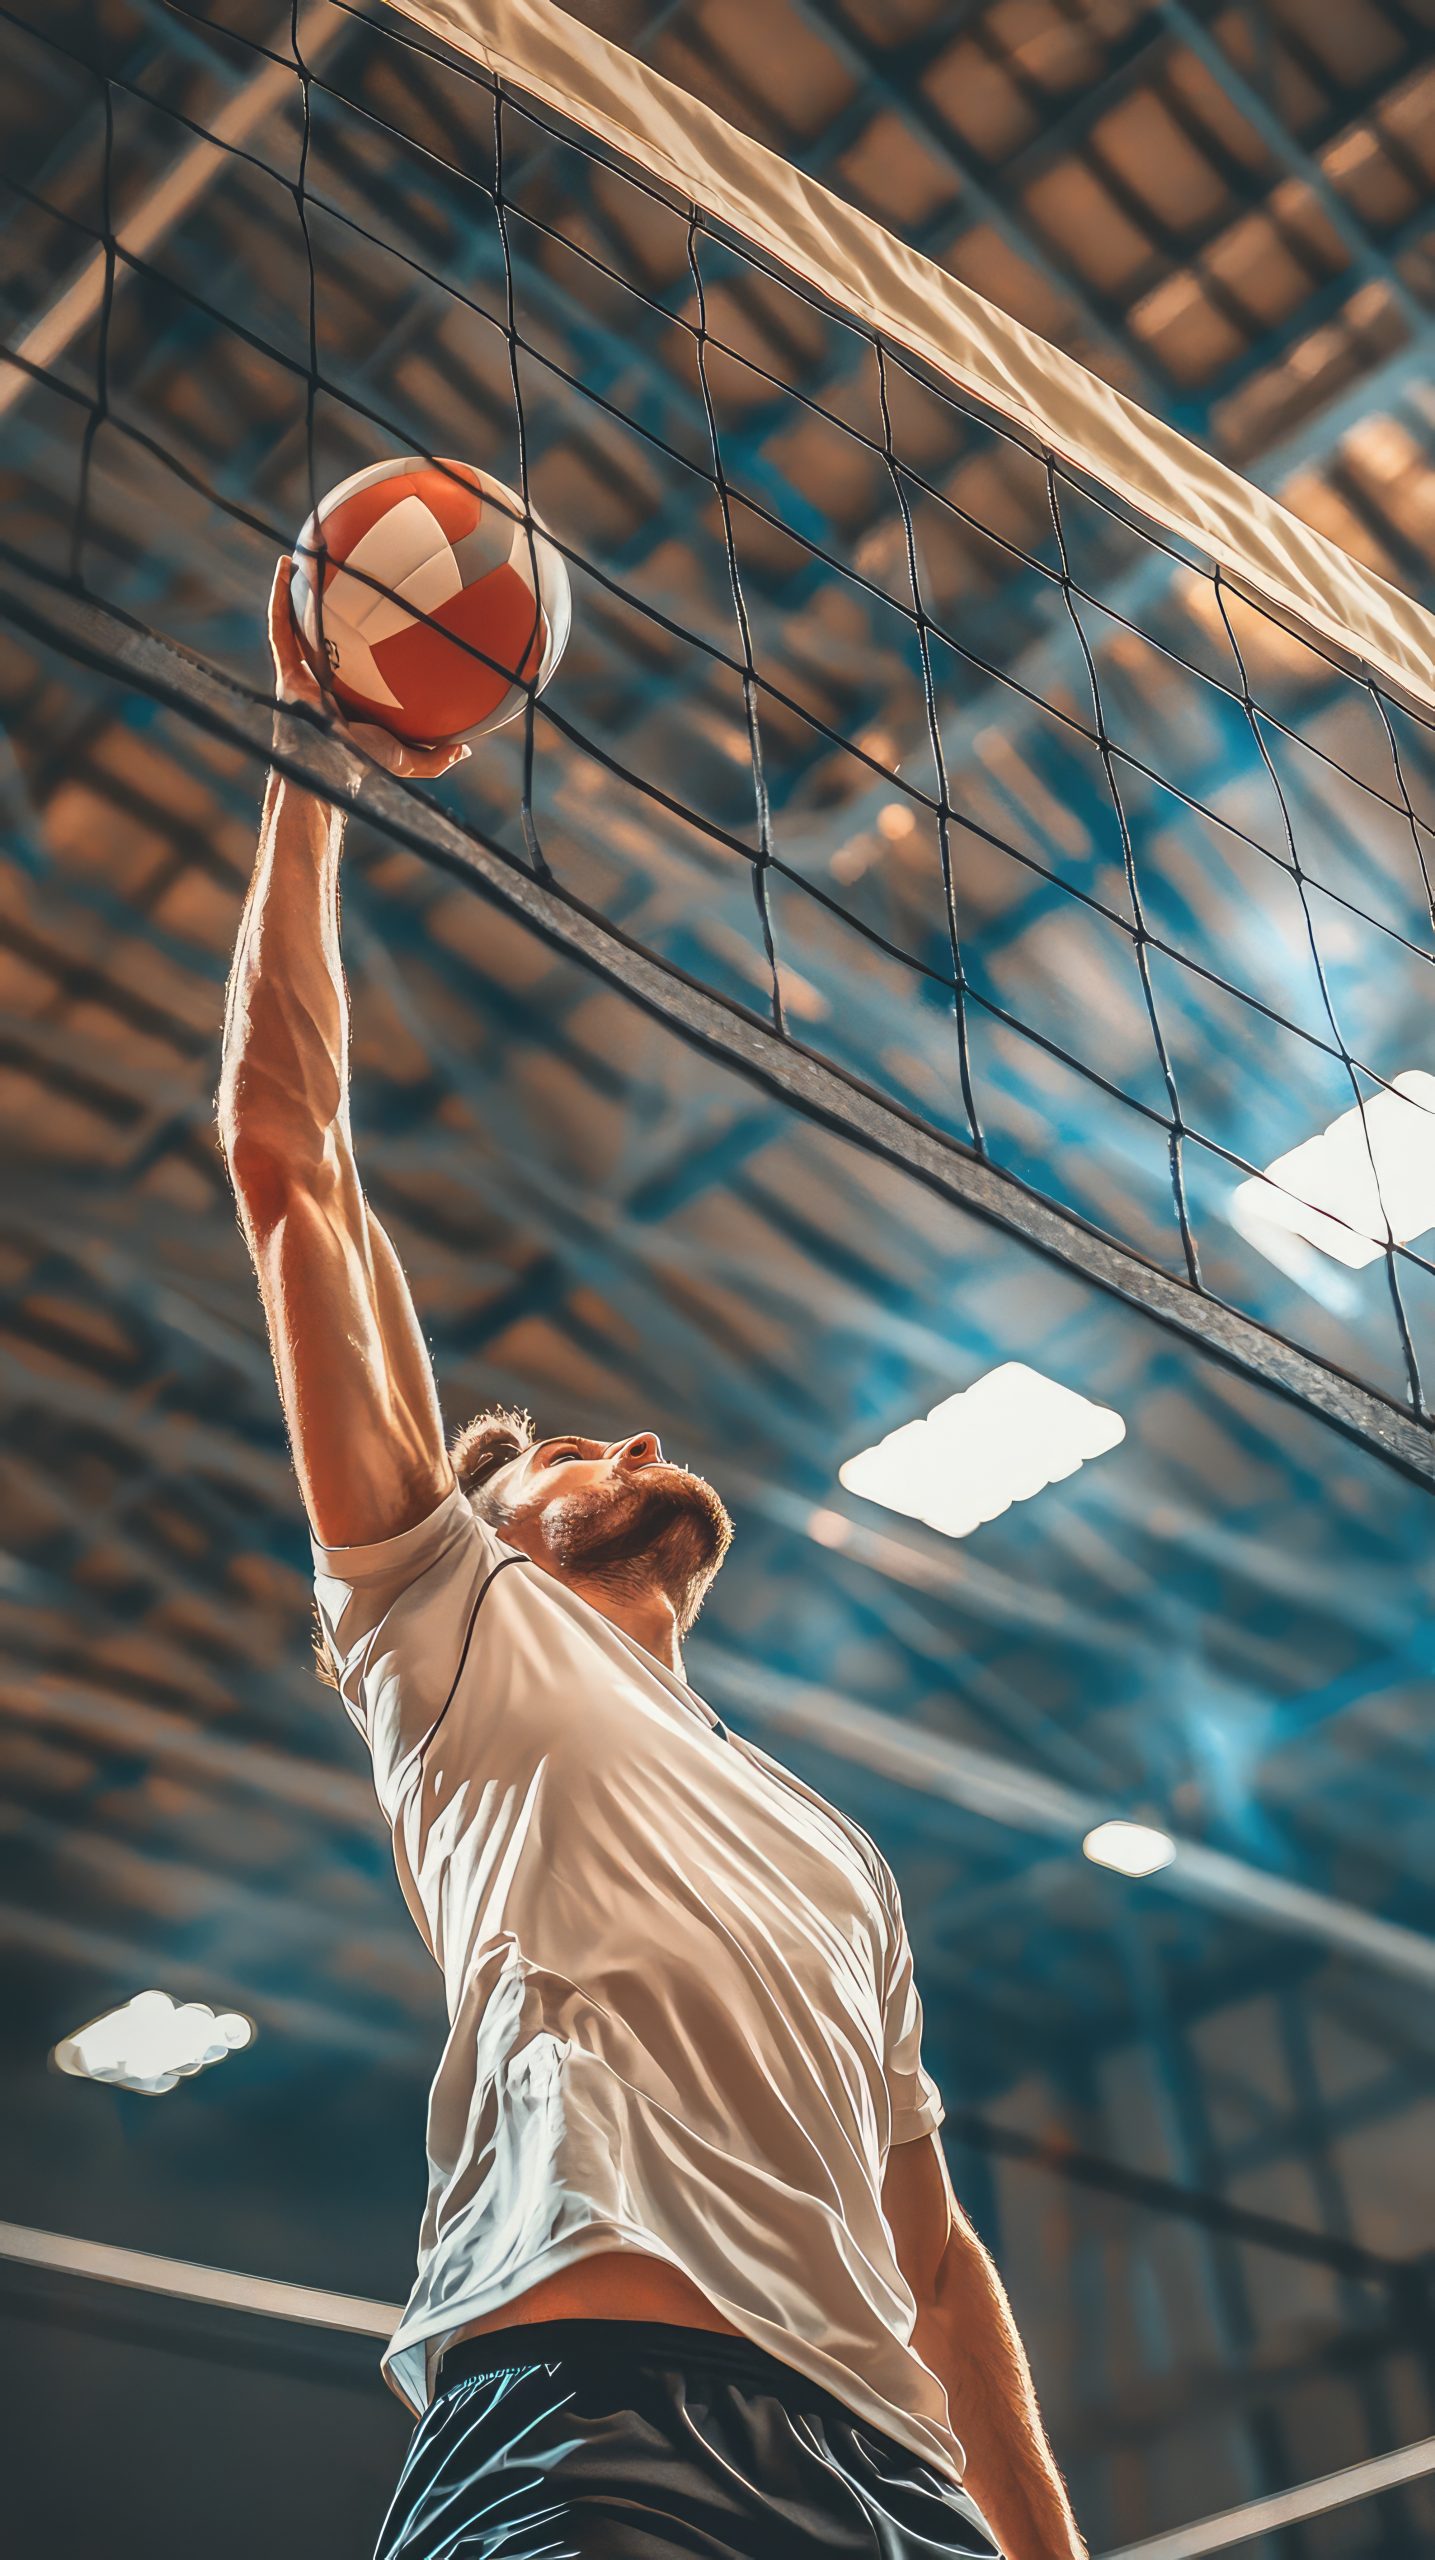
top-left (267, 555), bottom-right (471, 782)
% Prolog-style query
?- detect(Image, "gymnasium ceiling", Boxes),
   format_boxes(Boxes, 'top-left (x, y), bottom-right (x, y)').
top-left (3, 2), bottom-right (1435, 2547)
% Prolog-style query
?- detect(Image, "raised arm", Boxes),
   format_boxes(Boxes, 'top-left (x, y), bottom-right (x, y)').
top-left (218, 562), bottom-right (468, 1550)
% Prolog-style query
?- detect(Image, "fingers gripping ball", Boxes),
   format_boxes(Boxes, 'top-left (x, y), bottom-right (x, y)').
top-left (289, 457), bottom-right (570, 745)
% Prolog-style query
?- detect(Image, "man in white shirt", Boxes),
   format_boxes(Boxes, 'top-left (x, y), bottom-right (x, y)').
top-left (217, 562), bottom-right (1087, 2560)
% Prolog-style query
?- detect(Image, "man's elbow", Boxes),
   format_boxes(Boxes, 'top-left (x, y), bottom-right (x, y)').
top-left (217, 1015), bottom-right (343, 1198)
top-left (219, 1108), bottom-right (337, 1238)
top-left (929, 2214), bottom-right (994, 2319)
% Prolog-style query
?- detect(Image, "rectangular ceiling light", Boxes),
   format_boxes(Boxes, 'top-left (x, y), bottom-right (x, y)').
top-left (1232, 1071), bottom-right (1435, 1271)
top-left (839, 1361), bottom-right (1125, 1540)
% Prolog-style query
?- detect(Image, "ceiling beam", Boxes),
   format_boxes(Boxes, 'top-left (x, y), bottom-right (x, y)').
top-left (0, 1), bottom-right (347, 422)
top-left (0, 1900), bottom-right (422, 2063)
top-left (696, 1646), bottom-right (1435, 1992)
top-left (0, 1675), bottom-right (374, 1827)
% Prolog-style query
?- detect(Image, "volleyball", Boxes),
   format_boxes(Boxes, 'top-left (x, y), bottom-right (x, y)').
top-left (289, 455), bottom-right (570, 745)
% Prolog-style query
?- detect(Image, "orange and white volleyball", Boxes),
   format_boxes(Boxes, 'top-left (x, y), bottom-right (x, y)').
top-left (289, 456), bottom-right (570, 744)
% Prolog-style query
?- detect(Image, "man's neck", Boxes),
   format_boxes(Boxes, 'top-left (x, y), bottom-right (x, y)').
top-left (574, 1573), bottom-right (686, 1678)
top-left (531, 1552), bottom-right (685, 1679)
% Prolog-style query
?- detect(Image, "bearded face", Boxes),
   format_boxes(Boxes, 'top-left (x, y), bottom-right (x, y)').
top-left (542, 1463), bottom-right (731, 1628)
top-left (474, 1430), bottom-right (733, 1637)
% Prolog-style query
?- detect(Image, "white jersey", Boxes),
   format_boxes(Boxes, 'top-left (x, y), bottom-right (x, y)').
top-left (312, 1485), bottom-right (962, 2483)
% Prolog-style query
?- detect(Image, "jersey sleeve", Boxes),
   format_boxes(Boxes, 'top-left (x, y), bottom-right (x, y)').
top-left (311, 1485), bottom-right (517, 1818)
top-left (881, 1874), bottom-right (946, 2145)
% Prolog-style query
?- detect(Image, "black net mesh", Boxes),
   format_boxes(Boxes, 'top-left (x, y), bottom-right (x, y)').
top-left (6, 0), bottom-right (1435, 1471)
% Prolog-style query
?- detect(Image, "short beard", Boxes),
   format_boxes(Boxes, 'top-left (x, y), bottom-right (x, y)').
top-left (540, 1466), bottom-right (732, 1637)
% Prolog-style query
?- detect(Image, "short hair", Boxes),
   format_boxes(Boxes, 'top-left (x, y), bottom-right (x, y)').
top-left (448, 1405), bottom-right (539, 1509)
top-left (312, 1406), bottom-right (540, 1687)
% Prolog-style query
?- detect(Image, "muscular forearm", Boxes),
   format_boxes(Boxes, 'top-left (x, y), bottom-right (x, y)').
top-left (915, 2232), bottom-right (1084, 2560)
top-left (219, 565), bottom-right (459, 1549)
top-left (219, 768), bottom-right (353, 1190)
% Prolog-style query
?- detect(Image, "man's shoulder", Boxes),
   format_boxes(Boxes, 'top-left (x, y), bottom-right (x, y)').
top-left (311, 1485), bottom-right (505, 1594)
top-left (310, 1487), bottom-right (526, 1687)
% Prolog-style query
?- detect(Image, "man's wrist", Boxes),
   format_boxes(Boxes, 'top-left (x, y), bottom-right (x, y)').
top-left (270, 703), bottom-right (367, 806)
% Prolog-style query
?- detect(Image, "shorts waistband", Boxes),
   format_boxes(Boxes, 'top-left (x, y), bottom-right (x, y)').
top-left (437, 2318), bottom-right (821, 2400)
top-left (431, 2320), bottom-right (973, 2493)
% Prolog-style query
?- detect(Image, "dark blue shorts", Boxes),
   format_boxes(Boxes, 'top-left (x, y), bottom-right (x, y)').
top-left (374, 2318), bottom-right (999, 2558)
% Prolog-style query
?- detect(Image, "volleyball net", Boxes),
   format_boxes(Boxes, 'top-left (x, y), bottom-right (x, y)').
top-left (5, 0), bottom-right (1435, 1478)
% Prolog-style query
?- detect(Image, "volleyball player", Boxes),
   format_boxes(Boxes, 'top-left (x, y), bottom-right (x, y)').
top-left (216, 560), bottom-right (1086, 2558)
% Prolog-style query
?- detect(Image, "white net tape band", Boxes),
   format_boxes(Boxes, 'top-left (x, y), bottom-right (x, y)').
top-left (393, 0), bottom-right (1435, 717)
